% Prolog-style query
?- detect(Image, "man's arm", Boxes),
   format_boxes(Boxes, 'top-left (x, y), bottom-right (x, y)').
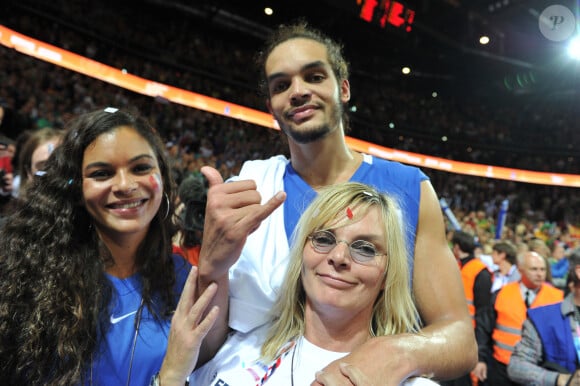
top-left (316, 181), bottom-right (476, 385)
top-left (158, 167), bottom-right (285, 385)
top-left (472, 290), bottom-right (497, 382)
top-left (473, 270), bottom-right (492, 311)
top-left (195, 166), bottom-right (285, 365)
top-left (507, 319), bottom-right (562, 386)
top-left (403, 180), bottom-right (477, 378)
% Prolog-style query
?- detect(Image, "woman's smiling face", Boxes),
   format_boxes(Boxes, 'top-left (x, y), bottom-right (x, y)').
top-left (82, 126), bottom-right (163, 239)
top-left (301, 206), bottom-right (388, 321)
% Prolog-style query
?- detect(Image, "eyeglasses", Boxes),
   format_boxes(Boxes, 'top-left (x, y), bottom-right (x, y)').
top-left (308, 230), bottom-right (386, 264)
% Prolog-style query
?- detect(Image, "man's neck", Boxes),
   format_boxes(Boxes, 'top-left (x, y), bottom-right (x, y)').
top-left (288, 131), bottom-right (363, 189)
top-left (522, 282), bottom-right (540, 292)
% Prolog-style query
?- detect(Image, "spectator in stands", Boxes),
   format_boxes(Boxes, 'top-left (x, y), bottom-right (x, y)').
top-left (473, 251), bottom-right (563, 385)
top-left (0, 108), bottom-right (217, 385)
top-left (529, 238), bottom-right (551, 259)
top-left (9, 129), bottom-right (33, 199)
top-left (529, 238), bottom-right (554, 284)
top-left (0, 135), bottom-right (15, 217)
top-left (475, 240), bottom-right (497, 272)
top-left (195, 21), bottom-right (475, 385)
top-left (15, 127), bottom-right (65, 197)
top-left (442, 230), bottom-right (492, 386)
top-left (172, 174), bottom-right (208, 266)
top-left (507, 248), bottom-right (580, 386)
top-left (490, 240), bottom-right (520, 293)
top-left (549, 240), bottom-right (569, 290)
top-left (516, 240), bottom-right (530, 255)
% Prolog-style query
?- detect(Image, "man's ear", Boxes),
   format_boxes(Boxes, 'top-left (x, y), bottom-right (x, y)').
top-left (340, 79), bottom-right (350, 103)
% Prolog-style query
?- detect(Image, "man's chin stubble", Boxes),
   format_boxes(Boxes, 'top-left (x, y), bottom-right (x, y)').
top-left (282, 124), bottom-right (332, 145)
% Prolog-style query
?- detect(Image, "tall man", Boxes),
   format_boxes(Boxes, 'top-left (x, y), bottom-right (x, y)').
top-left (473, 251), bottom-right (563, 385)
top-left (179, 22), bottom-right (476, 386)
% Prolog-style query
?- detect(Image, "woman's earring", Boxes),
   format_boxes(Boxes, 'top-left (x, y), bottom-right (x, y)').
top-left (161, 193), bottom-right (170, 220)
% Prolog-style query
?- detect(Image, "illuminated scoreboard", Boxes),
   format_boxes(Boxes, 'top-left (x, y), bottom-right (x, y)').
top-left (356, 0), bottom-right (415, 32)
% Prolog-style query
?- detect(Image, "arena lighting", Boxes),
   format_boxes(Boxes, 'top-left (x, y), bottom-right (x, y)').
top-left (568, 35), bottom-right (580, 60)
top-left (479, 35), bottom-right (490, 45)
top-left (401, 66), bottom-right (411, 74)
top-left (264, 7), bottom-right (273, 16)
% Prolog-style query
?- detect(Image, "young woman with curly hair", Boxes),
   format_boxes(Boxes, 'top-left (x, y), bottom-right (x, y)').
top-left (0, 107), bottom-right (217, 385)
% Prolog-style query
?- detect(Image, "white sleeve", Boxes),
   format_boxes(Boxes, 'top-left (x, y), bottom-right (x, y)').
top-left (228, 156), bottom-right (291, 333)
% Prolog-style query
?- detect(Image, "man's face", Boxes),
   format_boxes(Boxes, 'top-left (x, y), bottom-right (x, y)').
top-left (264, 38), bottom-right (350, 144)
top-left (519, 252), bottom-right (547, 289)
top-left (491, 249), bottom-right (505, 265)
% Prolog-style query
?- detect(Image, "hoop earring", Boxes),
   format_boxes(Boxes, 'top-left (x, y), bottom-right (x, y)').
top-left (161, 193), bottom-right (170, 221)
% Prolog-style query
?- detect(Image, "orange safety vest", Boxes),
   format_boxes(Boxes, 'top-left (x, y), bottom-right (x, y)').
top-left (172, 244), bottom-right (201, 266)
top-left (460, 258), bottom-right (489, 328)
top-left (492, 282), bottom-right (563, 364)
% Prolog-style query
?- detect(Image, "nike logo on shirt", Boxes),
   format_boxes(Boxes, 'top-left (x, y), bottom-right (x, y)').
top-left (110, 310), bottom-right (138, 324)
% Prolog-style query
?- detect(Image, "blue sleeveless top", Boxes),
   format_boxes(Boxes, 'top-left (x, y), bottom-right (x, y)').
top-left (283, 154), bottom-right (428, 279)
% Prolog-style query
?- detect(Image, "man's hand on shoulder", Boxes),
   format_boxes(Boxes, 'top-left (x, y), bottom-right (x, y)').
top-left (313, 335), bottom-right (415, 386)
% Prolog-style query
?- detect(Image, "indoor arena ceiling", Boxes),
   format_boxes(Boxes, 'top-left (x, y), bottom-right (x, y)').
top-left (148, 0), bottom-right (580, 98)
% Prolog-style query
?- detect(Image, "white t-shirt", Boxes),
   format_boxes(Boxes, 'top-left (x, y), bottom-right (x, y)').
top-left (196, 331), bottom-right (439, 386)
top-left (210, 336), bottom-right (345, 385)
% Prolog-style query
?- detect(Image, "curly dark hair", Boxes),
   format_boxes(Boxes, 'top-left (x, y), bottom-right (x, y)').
top-left (255, 20), bottom-right (351, 132)
top-left (0, 108), bottom-right (178, 384)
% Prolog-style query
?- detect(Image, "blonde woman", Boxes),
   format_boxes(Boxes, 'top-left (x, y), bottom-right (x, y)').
top-left (186, 182), bottom-right (438, 385)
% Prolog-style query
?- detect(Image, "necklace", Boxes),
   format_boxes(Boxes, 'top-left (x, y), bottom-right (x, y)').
top-left (290, 338), bottom-right (299, 386)
top-left (126, 297), bottom-right (145, 385)
top-left (90, 297), bottom-right (145, 386)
